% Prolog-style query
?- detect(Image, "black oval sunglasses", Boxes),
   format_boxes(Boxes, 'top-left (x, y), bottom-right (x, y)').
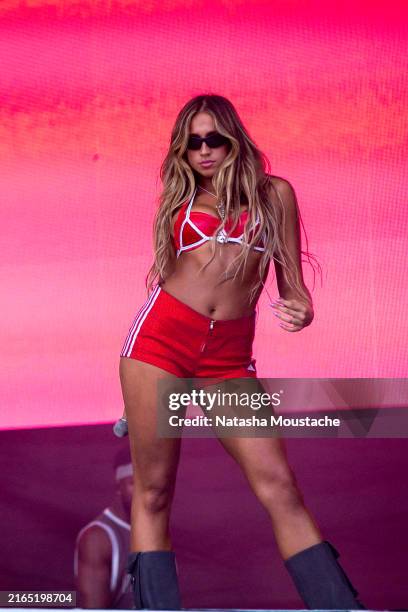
top-left (187, 132), bottom-right (229, 151)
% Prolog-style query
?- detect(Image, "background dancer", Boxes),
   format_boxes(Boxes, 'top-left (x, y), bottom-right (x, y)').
top-left (74, 447), bottom-right (134, 609)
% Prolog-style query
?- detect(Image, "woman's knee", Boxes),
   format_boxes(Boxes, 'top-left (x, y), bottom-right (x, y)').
top-left (133, 463), bottom-right (176, 514)
top-left (135, 476), bottom-right (176, 514)
top-left (251, 466), bottom-right (305, 511)
top-left (127, 421), bottom-right (182, 516)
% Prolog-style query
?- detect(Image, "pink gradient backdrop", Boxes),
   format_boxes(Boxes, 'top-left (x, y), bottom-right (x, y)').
top-left (1, 1), bottom-right (407, 429)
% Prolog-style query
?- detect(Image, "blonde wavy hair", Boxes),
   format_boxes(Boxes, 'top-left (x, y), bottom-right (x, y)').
top-left (145, 93), bottom-right (321, 305)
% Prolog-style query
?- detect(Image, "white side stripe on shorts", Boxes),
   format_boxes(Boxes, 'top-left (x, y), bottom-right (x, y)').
top-left (120, 285), bottom-right (161, 357)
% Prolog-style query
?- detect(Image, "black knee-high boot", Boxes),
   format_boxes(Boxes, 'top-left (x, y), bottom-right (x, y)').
top-left (127, 550), bottom-right (182, 610)
top-left (284, 540), bottom-right (366, 610)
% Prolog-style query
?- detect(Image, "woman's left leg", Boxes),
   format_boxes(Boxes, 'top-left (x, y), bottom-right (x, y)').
top-left (215, 434), bottom-right (323, 560)
top-left (196, 315), bottom-right (366, 608)
top-left (215, 432), bottom-right (366, 609)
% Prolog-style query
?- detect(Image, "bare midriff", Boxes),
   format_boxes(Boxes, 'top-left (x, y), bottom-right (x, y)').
top-left (161, 241), bottom-right (270, 320)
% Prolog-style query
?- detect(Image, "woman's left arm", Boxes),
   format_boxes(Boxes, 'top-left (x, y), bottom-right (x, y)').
top-left (269, 178), bottom-right (314, 332)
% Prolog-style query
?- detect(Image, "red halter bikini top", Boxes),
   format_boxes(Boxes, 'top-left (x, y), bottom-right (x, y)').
top-left (173, 187), bottom-right (266, 258)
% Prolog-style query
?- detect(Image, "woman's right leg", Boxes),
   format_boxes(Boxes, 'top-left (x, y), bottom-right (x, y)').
top-left (119, 356), bottom-right (185, 609)
top-left (119, 356), bottom-right (184, 552)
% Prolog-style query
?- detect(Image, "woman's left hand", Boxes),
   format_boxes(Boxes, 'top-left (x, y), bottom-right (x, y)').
top-left (270, 297), bottom-right (314, 332)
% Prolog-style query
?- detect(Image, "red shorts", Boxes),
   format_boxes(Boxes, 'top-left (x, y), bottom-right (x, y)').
top-left (120, 285), bottom-right (258, 379)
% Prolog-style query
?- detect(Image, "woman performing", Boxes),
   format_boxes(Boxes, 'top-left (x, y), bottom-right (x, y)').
top-left (119, 94), bottom-right (365, 610)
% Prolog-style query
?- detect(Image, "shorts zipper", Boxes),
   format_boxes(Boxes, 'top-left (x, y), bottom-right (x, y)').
top-left (200, 318), bottom-right (216, 352)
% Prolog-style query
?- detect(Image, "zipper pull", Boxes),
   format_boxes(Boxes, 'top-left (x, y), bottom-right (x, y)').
top-left (210, 319), bottom-right (215, 330)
